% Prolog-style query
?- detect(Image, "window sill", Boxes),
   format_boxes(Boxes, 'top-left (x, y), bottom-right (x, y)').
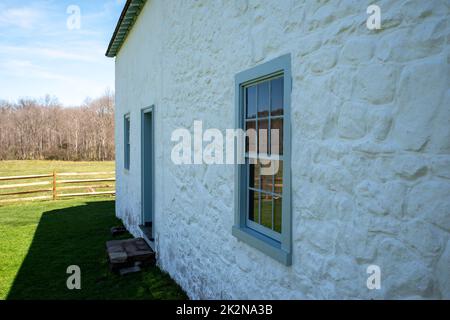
top-left (232, 225), bottom-right (291, 266)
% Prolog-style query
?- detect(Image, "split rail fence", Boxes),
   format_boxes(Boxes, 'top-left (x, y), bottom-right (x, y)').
top-left (0, 171), bottom-right (115, 204)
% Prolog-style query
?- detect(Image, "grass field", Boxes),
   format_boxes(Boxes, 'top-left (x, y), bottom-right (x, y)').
top-left (0, 161), bottom-right (116, 203)
top-left (0, 197), bottom-right (187, 300)
top-left (0, 160), bottom-right (187, 300)
top-left (0, 160), bottom-right (115, 176)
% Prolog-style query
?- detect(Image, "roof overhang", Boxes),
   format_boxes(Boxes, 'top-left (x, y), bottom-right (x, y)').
top-left (105, 0), bottom-right (147, 58)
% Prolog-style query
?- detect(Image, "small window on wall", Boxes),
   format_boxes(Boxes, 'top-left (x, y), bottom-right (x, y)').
top-left (232, 54), bottom-right (292, 266)
top-left (124, 114), bottom-right (130, 170)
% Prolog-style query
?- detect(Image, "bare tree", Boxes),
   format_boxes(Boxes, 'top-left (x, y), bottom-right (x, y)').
top-left (0, 91), bottom-right (115, 161)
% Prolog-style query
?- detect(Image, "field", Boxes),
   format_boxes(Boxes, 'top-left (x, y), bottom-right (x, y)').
top-left (0, 160), bottom-right (115, 176)
top-left (0, 161), bottom-right (116, 203)
top-left (0, 161), bottom-right (187, 300)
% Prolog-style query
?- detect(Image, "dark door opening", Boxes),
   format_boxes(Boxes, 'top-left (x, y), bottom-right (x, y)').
top-left (140, 107), bottom-right (154, 243)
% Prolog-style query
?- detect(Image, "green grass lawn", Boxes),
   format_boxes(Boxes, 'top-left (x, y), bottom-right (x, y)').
top-left (0, 197), bottom-right (187, 300)
top-left (0, 160), bottom-right (115, 176)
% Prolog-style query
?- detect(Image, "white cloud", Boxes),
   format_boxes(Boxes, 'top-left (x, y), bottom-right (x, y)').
top-left (0, 45), bottom-right (102, 62)
top-left (0, 7), bottom-right (42, 29)
top-left (0, 59), bottom-right (70, 81)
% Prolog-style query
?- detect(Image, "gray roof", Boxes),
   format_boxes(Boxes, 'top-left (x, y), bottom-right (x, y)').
top-left (105, 0), bottom-right (147, 58)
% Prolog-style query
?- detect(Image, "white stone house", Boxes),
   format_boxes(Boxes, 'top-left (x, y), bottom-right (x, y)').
top-left (106, 0), bottom-right (450, 299)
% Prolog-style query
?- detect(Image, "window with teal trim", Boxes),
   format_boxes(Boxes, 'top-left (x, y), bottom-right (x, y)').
top-left (124, 114), bottom-right (130, 170)
top-left (233, 54), bottom-right (292, 266)
top-left (245, 76), bottom-right (284, 240)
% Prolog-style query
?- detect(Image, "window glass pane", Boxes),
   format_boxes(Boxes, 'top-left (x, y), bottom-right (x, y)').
top-left (258, 119), bottom-right (269, 155)
top-left (246, 85), bottom-right (257, 119)
top-left (242, 73), bottom-right (287, 241)
top-left (271, 77), bottom-right (284, 116)
top-left (274, 160), bottom-right (283, 195)
top-left (257, 81), bottom-right (270, 118)
top-left (245, 120), bottom-right (257, 154)
top-left (271, 118), bottom-right (283, 155)
top-left (249, 162), bottom-right (260, 189)
top-left (260, 193), bottom-right (273, 229)
top-left (248, 189), bottom-right (259, 223)
top-left (274, 195), bottom-right (282, 233)
top-left (261, 170), bottom-right (272, 193)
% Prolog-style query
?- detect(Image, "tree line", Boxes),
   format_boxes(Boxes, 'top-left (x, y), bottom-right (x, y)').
top-left (0, 92), bottom-right (115, 161)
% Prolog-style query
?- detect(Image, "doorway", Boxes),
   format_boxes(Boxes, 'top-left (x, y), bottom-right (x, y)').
top-left (140, 106), bottom-right (155, 244)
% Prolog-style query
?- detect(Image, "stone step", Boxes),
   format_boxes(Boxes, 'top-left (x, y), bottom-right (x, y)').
top-left (106, 237), bottom-right (155, 273)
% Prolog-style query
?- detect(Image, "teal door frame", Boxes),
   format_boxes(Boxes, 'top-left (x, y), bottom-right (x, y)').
top-left (141, 105), bottom-right (155, 239)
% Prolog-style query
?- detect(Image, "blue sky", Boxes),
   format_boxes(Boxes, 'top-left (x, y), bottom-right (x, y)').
top-left (0, 0), bottom-right (124, 106)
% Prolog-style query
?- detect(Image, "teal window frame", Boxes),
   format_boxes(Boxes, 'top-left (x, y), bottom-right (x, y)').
top-left (124, 113), bottom-right (130, 170)
top-left (232, 54), bottom-right (292, 266)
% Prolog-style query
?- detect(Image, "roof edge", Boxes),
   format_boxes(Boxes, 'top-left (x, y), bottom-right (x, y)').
top-left (105, 0), bottom-right (147, 58)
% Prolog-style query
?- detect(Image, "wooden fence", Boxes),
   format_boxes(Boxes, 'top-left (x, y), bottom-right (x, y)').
top-left (0, 171), bottom-right (115, 204)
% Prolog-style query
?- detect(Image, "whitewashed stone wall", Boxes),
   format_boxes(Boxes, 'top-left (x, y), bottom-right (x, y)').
top-left (114, 0), bottom-right (450, 299)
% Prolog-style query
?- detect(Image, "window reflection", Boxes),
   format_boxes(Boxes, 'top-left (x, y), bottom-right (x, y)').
top-left (244, 76), bottom-right (284, 235)
top-left (260, 194), bottom-right (273, 229)
top-left (246, 85), bottom-right (256, 119)
top-left (245, 121), bottom-right (257, 154)
top-left (273, 196), bottom-right (282, 233)
top-left (261, 171), bottom-right (272, 193)
top-left (271, 118), bottom-right (283, 155)
top-left (258, 119), bottom-right (269, 155)
top-left (257, 81), bottom-right (270, 118)
top-left (271, 77), bottom-right (283, 116)
top-left (248, 189), bottom-right (259, 223)
top-left (274, 160), bottom-right (283, 195)
top-left (249, 162), bottom-right (260, 189)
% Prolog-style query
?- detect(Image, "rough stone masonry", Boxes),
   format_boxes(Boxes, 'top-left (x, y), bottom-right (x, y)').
top-left (113, 0), bottom-right (450, 299)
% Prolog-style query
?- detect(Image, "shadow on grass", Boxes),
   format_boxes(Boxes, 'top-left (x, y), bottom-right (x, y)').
top-left (6, 200), bottom-right (187, 300)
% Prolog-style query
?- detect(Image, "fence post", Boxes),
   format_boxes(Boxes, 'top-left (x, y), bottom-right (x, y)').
top-left (53, 170), bottom-right (57, 200)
